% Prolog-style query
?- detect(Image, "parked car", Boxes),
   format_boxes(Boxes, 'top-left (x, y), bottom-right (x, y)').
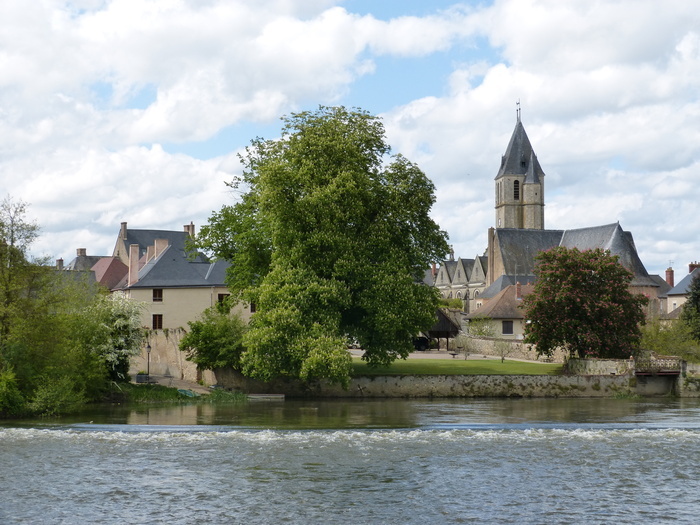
top-left (412, 336), bottom-right (431, 351)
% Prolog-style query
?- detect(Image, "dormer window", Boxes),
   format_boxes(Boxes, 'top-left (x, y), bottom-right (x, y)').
top-left (514, 180), bottom-right (520, 200)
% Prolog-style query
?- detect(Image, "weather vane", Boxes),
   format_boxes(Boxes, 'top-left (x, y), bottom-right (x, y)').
top-left (516, 99), bottom-right (521, 122)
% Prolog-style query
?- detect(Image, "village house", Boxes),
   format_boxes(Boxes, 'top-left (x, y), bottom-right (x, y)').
top-left (60, 221), bottom-right (254, 383)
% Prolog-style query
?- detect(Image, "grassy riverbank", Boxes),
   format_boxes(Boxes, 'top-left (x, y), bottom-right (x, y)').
top-left (351, 357), bottom-right (562, 376)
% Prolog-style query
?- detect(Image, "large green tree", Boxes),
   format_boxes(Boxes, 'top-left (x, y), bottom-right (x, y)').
top-left (681, 272), bottom-right (700, 343)
top-left (522, 247), bottom-right (648, 359)
top-left (197, 106), bottom-right (449, 385)
top-left (180, 304), bottom-right (247, 371)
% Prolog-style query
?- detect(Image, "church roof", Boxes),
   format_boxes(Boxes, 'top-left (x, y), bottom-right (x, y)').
top-left (480, 274), bottom-right (537, 299)
top-left (494, 228), bottom-right (562, 276)
top-left (560, 223), bottom-right (656, 286)
top-left (495, 120), bottom-right (545, 183)
top-left (493, 223), bottom-right (657, 287)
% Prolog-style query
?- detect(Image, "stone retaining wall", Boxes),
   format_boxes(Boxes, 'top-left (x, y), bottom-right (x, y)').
top-left (214, 368), bottom-right (637, 398)
top-left (462, 337), bottom-right (568, 363)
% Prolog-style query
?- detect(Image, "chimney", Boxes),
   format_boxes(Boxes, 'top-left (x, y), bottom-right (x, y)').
top-left (56, 258), bottom-right (64, 270)
top-left (515, 281), bottom-right (522, 300)
top-left (146, 245), bottom-right (155, 262)
top-left (128, 244), bottom-right (140, 286)
top-left (77, 248), bottom-right (87, 257)
top-left (432, 262), bottom-right (437, 278)
top-left (120, 222), bottom-right (128, 240)
top-left (449, 245), bottom-right (454, 261)
top-left (666, 267), bottom-right (675, 288)
top-left (184, 222), bottom-right (195, 237)
top-left (690, 262), bottom-right (700, 274)
top-left (154, 238), bottom-right (169, 258)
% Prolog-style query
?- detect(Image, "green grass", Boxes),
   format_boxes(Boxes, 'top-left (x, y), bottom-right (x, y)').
top-left (351, 357), bottom-right (562, 376)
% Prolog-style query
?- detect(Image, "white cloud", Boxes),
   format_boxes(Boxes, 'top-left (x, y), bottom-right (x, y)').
top-left (1, 0), bottom-right (699, 279)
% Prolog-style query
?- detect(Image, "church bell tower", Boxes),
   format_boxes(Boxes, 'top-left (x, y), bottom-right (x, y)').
top-left (494, 108), bottom-right (545, 230)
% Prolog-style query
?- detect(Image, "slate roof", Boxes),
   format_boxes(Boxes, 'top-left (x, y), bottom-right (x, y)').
top-left (115, 228), bottom-right (208, 263)
top-left (494, 223), bottom-right (656, 287)
top-left (480, 274), bottom-right (537, 299)
top-left (495, 120), bottom-right (545, 183)
top-left (494, 228), bottom-right (562, 276)
top-left (65, 254), bottom-right (104, 271)
top-left (466, 283), bottom-right (534, 320)
top-left (123, 245), bottom-right (230, 289)
top-left (667, 268), bottom-right (700, 296)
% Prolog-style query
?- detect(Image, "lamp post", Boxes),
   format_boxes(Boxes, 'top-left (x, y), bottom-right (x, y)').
top-left (146, 343), bottom-right (151, 384)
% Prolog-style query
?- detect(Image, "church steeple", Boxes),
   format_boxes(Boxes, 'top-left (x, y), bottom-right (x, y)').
top-left (494, 113), bottom-right (545, 229)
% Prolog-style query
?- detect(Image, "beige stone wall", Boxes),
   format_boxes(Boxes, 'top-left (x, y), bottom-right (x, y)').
top-left (460, 336), bottom-right (568, 363)
top-left (130, 329), bottom-right (216, 385)
top-left (566, 358), bottom-right (635, 376)
top-left (128, 286), bottom-right (250, 330)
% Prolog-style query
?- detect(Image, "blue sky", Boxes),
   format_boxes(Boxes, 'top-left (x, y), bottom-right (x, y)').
top-left (1, 0), bottom-right (700, 278)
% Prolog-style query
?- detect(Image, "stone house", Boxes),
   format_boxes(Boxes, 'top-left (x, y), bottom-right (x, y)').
top-left (465, 282), bottom-right (534, 339)
top-left (61, 221), bottom-right (254, 384)
top-left (664, 263), bottom-right (700, 315)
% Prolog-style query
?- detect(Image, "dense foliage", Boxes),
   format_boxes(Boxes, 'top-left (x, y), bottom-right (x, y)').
top-left (179, 304), bottom-right (246, 370)
top-left (641, 318), bottom-right (700, 363)
top-left (681, 272), bottom-right (700, 343)
top-left (197, 106), bottom-right (449, 385)
top-left (522, 247), bottom-right (648, 359)
top-left (0, 197), bottom-right (145, 417)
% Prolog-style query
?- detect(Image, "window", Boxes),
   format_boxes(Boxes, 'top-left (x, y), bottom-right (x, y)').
top-left (513, 180), bottom-right (520, 201)
top-left (250, 302), bottom-right (256, 313)
top-left (502, 320), bottom-right (514, 335)
top-left (218, 293), bottom-right (230, 304)
top-left (152, 314), bottom-right (163, 330)
top-left (152, 288), bottom-right (163, 302)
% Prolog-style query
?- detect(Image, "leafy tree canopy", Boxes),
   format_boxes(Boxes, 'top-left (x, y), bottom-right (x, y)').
top-left (681, 273), bottom-right (700, 343)
top-left (522, 247), bottom-right (647, 359)
top-left (180, 304), bottom-right (246, 371)
top-left (197, 106), bottom-right (449, 385)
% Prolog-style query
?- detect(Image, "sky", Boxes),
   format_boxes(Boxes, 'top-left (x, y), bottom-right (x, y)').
top-left (2, 0), bottom-right (700, 278)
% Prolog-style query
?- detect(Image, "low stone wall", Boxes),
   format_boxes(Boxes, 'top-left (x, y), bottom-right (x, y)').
top-left (566, 358), bottom-right (634, 376)
top-left (462, 337), bottom-right (568, 364)
top-left (214, 368), bottom-right (637, 398)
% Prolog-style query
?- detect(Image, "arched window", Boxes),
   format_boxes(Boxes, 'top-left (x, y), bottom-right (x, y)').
top-left (513, 180), bottom-right (520, 201)
top-left (456, 292), bottom-right (462, 299)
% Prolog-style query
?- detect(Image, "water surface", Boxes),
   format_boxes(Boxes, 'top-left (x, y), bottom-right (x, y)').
top-left (2, 398), bottom-right (699, 524)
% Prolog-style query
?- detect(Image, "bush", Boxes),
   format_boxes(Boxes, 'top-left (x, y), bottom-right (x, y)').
top-left (0, 368), bottom-right (26, 416)
top-left (28, 376), bottom-right (86, 416)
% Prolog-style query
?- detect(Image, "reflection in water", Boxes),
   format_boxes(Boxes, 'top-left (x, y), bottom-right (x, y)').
top-left (3, 398), bottom-right (700, 524)
top-left (34, 396), bottom-right (700, 430)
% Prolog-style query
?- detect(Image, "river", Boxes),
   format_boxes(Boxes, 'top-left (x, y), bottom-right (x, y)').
top-left (2, 397), bottom-right (700, 524)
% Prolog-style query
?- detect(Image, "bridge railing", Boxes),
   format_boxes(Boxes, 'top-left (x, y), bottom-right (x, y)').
top-left (635, 357), bottom-right (682, 374)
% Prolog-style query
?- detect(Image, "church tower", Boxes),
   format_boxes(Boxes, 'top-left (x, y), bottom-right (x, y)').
top-left (494, 111), bottom-right (545, 230)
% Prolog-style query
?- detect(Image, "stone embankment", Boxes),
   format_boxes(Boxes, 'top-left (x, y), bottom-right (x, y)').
top-left (213, 357), bottom-right (700, 398)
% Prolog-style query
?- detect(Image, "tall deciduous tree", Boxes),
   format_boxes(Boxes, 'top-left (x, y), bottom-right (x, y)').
top-left (522, 247), bottom-right (647, 359)
top-left (681, 273), bottom-right (700, 343)
top-left (197, 106), bottom-right (449, 385)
